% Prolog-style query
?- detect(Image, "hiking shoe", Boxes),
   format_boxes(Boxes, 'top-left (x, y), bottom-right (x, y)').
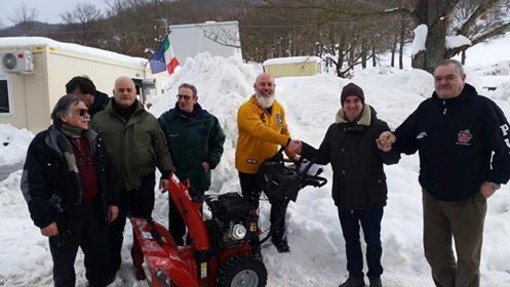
top-left (271, 236), bottom-right (290, 253)
top-left (339, 276), bottom-right (365, 287)
top-left (369, 278), bottom-right (382, 287)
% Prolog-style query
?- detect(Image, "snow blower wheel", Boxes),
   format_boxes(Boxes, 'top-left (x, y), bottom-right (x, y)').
top-left (217, 255), bottom-right (267, 287)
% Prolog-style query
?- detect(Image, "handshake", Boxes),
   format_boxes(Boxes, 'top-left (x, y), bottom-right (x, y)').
top-left (376, 131), bottom-right (396, 152)
top-left (286, 138), bottom-right (303, 157)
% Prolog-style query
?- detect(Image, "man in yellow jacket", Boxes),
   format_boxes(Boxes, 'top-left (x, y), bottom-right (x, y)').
top-left (236, 72), bottom-right (301, 253)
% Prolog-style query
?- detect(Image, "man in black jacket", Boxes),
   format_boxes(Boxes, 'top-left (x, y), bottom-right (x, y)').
top-left (301, 83), bottom-right (400, 287)
top-left (66, 76), bottom-right (110, 117)
top-left (21, 94), bottom-right (119, 287)
top-left (378, 59), bottom-right (510, 287)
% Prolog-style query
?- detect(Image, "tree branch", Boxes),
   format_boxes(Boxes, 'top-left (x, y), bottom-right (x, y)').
top-left (456, 0), bottom-right (499, 36)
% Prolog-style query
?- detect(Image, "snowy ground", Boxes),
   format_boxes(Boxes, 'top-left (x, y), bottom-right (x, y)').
top-left (1, 34), bottom-right (510, 286)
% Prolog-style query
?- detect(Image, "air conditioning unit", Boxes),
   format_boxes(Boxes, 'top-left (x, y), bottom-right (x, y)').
top-left (1, 51), bottom-right (34, 73)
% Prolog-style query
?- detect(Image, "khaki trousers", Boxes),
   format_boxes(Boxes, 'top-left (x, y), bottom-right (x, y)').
top-left (422, 191), bottom-right (487, 287)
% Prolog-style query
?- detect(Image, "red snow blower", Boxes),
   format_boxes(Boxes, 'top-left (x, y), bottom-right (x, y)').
top-left (130, 154), bottom-right (327, 287)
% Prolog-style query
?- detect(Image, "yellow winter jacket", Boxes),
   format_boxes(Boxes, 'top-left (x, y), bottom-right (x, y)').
top-left (235, 95), bottom-right (290, 174)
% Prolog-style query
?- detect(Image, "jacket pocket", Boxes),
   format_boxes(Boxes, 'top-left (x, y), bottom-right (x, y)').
top-left (366, 175), bottom-right (388, 206)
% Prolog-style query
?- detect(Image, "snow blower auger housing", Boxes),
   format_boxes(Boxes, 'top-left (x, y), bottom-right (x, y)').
top-left (130, 154), bottom-right (327, 287)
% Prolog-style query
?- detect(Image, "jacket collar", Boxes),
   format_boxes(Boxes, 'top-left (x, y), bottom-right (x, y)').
top-left (431, 83), bottom-right (478, 107)
top-left (335, 104), bottom-right (373, 126)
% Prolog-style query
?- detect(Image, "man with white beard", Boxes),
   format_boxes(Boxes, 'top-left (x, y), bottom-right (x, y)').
top-left (235, 72), bottom-right (302, 253)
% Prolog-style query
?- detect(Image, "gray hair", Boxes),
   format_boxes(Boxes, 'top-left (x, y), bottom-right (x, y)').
top-left (436, 59), bottom-right (465, 75)
top-left (51, 94), bottom-right (81, 123)
top-left (179, 83), bottom-right (197, 97)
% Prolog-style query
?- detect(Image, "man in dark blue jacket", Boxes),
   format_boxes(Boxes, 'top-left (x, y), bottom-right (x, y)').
top-left (378, 59), bottom-right (510, 287)
top-left (159, 83), bottom-right (225, 245)
top-left (21, 94), bottom-right (119, 287)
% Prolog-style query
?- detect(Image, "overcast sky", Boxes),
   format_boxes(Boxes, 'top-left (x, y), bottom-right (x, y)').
top-left (0, 0), bottom-right (110, 27)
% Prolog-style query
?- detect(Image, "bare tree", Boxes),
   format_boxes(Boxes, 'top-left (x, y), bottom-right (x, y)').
top-left (258, 0), bottom-right (510, 73)
top-left (9, 1), bottom-right (39, 35)
top-left (61, 3), bottom-right (103, 45)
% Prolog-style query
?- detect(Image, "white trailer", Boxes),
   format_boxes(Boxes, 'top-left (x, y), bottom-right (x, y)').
top-left (0, 37), bottom-right (155, 133)
top-left (168, 21), bottom-right (242, 63)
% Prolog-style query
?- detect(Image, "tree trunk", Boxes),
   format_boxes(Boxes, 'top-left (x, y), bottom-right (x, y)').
top-left (391, 34), bottom-right (397, 68)
top-left (411, 0), bottom-right (457, 73)
top-left (372, 44), bottom-right (376, 67)
top-left (361, 41), bottom-right (367, 69)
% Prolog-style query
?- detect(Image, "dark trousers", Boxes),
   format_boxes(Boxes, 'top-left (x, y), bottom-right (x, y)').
top-left (168, 191), bottom-right (203, 245)
top-left (108, 173), bottom-right (155, 274)
top-left (239, 172), bottom-right (286, 240)
top-left (423, 191), bottom-right (486, 287)
top-left (49, 201), bottom-right (110, 287)
top-left (338, 207), bottom-right (384, 280)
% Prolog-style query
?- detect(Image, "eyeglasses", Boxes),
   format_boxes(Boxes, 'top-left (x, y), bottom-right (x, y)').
top-left (176, 94), bottom-right (193, 102)
top-left (76, 108), bottom-right (88, 117)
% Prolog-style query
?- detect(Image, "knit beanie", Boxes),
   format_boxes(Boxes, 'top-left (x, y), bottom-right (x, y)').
top-left (341, 83), bottom-right (365, 105)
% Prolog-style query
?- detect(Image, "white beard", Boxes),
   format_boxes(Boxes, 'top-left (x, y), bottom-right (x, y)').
top-left (255, 92), bottom-right (275, 108)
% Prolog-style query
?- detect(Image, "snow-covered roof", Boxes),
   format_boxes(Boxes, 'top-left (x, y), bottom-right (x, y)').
top-left (0, 37), bottom-right (147, 66)
top-left (263, 56), bottom-right (321, 66)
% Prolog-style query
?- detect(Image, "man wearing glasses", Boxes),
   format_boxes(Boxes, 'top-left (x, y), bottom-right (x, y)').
top-left (158, 83), bottom-right (226, 245)
top-left (90, 76), bottom-right (174, 280)
top-left (21, 94), bottom-right (119, 286)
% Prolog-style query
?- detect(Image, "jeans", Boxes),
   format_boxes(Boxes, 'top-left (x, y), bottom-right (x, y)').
top-left (338, 207), bottom-right (384, 280)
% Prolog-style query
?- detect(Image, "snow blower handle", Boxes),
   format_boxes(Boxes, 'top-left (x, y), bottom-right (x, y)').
top-left (296, 158), bottom-right (328, 188)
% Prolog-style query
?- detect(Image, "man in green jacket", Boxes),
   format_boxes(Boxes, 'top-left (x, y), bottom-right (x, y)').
top-left (159, 83), bottom-right (225, 245)
top-left (90, 76), bottom-right (174, 280)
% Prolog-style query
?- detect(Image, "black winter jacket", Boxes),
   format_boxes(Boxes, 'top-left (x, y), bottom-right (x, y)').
top-left (302, 105), bottom-right (400, 209)
top-left (21, 126), bottom-right (119, 233)
top-left (88, 90), bottom-right (110, 118)
top-left (395, 84), bottom-right (510, 201)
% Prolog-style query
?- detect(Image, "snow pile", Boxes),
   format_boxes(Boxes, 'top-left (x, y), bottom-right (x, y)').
top-left (0, 124), bottom-right (33, 165)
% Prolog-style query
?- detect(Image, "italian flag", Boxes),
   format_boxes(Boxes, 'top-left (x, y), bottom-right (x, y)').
top-left (162, 36), bottom-right (180, 74)
top-left (149, 35), bottom-right (180, 75)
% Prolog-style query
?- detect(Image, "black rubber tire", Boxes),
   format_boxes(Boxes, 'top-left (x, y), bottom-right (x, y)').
top-left (217, 255), bottom-right (268, 287)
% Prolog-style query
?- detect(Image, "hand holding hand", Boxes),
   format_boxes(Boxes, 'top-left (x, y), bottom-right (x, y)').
top-left (286, 139), bottom-right (302, 156)
top-left (40, 222), bottom-right (58, 237)
top-left (376, 131), bottom-right (396, 152)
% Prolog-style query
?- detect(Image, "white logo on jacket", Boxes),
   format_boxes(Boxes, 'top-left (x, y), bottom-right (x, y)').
top-left (275, 113), bottom-right (283, 128)
top-left (416, 131), bottom-right (427, 139)
top-left (500, 124), bottom-right (510, 150)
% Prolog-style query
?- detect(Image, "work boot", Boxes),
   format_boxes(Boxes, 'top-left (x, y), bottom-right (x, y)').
top-left (271, 236), bottom-right (290, 253)
top-left (369, 278), bottom-right (382, 287)
top-left (339, 276), bottom-right (365, 287)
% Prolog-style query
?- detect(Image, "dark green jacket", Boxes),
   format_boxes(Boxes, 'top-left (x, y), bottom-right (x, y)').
top-left (91, 101), bottom-right (174, 190)
top-left (159, 103), bottom-right (225, 192)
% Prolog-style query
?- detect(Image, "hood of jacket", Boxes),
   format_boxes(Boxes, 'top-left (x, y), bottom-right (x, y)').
top-left (335, 104), bottom-right (375, 126)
